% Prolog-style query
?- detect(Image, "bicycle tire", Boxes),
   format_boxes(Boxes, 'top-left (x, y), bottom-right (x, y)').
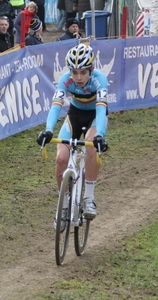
top-left (55, 171), bottom-right (72, 265)
top-left (74, 171), bottom-right (90, 256)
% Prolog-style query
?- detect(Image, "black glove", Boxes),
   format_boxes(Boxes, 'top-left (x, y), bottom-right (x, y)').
top-left (93, 135), bottom-right (108, 152)
top-left (37, 131), bottom-right (53, 146)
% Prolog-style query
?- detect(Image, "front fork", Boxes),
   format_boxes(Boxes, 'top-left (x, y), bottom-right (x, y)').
top-left (71, 166), bottom-right (85, 226)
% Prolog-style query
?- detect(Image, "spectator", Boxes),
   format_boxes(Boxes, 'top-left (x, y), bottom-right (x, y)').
top-left (0, 16), bottom-right (12, 52)
top-left (14, 1), bottom-right (38, 44)
top-left (95, 0), bottom-right (105, 10)
top-left (0, 0), bottom-right (15, 47)
top-left (65, 0), bottom-right (76, 21)
top-left (57, 18), bottom-right (83, 41)
top-left (56, 0), bottom-right (66, 31)
top-left (33, 0), bottom-right (46, 31)
top-left (78, 0), bottom-right (91, 31)
top-left (25, 18), bottom-right (43, 45)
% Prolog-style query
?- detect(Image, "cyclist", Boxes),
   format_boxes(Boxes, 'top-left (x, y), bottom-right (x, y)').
top-left (37, 43), bottom-right (108, 228)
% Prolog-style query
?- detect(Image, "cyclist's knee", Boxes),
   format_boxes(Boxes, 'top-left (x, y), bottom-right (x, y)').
top-left (86, 146), bottom-right (96, 158)
top-left (85, 127), bottom-right (96, 141)
top-left (56, 153), bottom-right (68, 165)
top-left (56, 145), bottom-right (69, 165)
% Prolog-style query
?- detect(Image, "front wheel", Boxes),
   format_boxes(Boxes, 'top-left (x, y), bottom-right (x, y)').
top-left (74, 213), bottom-right (90, 256)
top-left (55, 172), bottom-right (72, 265)
top-left (74, 172), bottom-right (90, 256)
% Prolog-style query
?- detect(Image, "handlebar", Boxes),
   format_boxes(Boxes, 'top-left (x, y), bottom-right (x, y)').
top-left (40, 138), bottom-right (94, 151)
top-left (50, 138), bottom-right (94, 147)
top-left (41, 138), bottom-right (102, 165)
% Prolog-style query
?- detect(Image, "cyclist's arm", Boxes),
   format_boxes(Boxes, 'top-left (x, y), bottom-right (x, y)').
top-left (46, 89), bottom-right (66, 131)
top-left (46, 72), bottom-right (71, 131)
top-left (96, 100), bottom-right (108, 137)
top-left (95, 78), bottom-right (108, 137)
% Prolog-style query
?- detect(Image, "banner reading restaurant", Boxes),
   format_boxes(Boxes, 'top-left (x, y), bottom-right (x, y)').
top-left (0, 38), bottom-right (158, 140)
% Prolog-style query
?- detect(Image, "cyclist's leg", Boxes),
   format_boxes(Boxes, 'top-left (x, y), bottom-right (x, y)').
top-left (56, 116), bottom-right (71, 190)
top-left (55, 111), bottom-right (80, 231)
top-left (85, 126), bottom-right (99, 181)
top-left (56, 144), bottom-right (70, 189)
top-left (54, 117), bottom-right (71, 232)
top-left (83, 126), bottom-right (99, 219)
top-left (54, 144), bottom-right (70, 232)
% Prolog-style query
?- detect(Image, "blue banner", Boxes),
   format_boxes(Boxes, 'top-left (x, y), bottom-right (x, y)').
top-left (45, 0), bottom-right (58, 23)
top-left (0, 37), bottom-right (158, 140)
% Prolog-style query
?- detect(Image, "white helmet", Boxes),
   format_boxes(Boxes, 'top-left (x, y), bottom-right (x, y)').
top-left (65, 43), bottom-right (94, 69)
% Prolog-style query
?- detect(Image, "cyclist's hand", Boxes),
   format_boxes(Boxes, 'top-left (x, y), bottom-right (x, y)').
top-left (93, 135), bottom-right (108, 152)
top-left (37, 131), bottom-right (53, 146)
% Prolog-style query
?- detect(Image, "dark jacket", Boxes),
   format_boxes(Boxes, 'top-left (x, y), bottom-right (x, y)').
top-left (25, 34), bottom-right (43, 46)
top-left (0, 0), bottom-right (15, 29)
top-left (78, 0), bottom-right (91, 19)
top-left (33, 0), bottom-right (45, 6)
top-left (57, 29), bottom-right (83, 41)
top-left (95, 0), bottom-right (105, 10)
top-left (57, 0), bottom-right (65, 10)
top-left (65, 0), bottom-right (73, 13)
top-left (0, 32), bottom-right (12, 52)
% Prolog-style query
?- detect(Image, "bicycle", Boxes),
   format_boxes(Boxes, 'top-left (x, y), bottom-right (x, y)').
top-left (41, 131), bottom-right (101, 266)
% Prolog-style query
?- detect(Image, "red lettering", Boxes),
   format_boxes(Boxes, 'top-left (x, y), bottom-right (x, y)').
top-left (83, 88), bottom-right (91, 93)
top-left (64, 78), bottom-right (74, 88)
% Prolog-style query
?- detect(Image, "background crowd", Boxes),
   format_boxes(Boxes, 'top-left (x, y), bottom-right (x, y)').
top-left (0, 0), bottom-right (107, 52)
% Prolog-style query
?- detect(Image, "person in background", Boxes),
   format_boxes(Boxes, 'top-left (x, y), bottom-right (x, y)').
top-left (95, 0), bottom-right (106, 10)
top-left (0, 16), bottom-right (12, 52)
top-left (65, 0), bottom-right (76, 21)
top-left (25, 18), bottom-right (43, 45)
top-left (10, 0), bottom-right (25, 14)
top-left (0, 0), bottom-right (15, 47)
top-left (14, 1), bottom-right (38, 44)
top-left (56, 0), bottom-right (66, 31)
top-left (57, 18), bottom-right (83, 41)
top-left (78, 0), bottom-right (91, 31)
top-left (33, 0), bottom-right (46, 31)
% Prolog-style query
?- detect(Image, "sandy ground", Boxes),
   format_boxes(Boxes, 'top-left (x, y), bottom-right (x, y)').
top-left (0, 153), bottom-right (157, 299)
top-left (0, 29), bottom-right (158, 299)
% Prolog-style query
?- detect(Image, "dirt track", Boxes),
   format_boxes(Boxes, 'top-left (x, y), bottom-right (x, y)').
top-left (0, 30), bottom-right (158, 299)
top-left (0, 153), bottom-right (157, 299)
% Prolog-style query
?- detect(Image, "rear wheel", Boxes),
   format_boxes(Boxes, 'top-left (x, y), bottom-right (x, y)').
top-left (55, 172), bottom-right (72, 265)
top-left (74, 172), bottom-right (90, 256)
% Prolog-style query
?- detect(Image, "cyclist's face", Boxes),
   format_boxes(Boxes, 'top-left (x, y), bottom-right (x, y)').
top-left (71, 68), bottom-right (91, 87)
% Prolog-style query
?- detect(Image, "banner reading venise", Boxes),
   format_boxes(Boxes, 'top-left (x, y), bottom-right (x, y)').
top-left (0, 37), bottom-right (158, 140)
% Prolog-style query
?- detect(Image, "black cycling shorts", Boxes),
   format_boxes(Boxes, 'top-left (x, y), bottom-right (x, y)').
top-left (66, 104), bottom-right (96, 139)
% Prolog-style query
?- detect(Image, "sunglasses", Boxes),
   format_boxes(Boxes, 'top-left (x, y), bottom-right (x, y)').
top-left (0, 16), bottom-right (9, 21)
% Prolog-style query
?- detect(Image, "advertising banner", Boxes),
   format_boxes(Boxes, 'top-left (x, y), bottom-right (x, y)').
top-left (0, 37), bottom-right (158, 140)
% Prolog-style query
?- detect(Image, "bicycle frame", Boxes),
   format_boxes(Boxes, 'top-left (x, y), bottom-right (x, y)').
top-left (42, 138), bottom-right (101, 227)
top-left (41, 137), bottom-right (101, 265)
top-left (62, 145), bottom-right (86, 227)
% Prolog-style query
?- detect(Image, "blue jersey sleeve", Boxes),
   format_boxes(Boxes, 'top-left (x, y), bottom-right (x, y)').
top-left (45, 72), bottom-right (71, 131)
top-left (46, 104), bottom-right (61, 132)
top-left (96, 105), bottom-right (108, 136)
top-left (93, 70), bottom-right (108, 137)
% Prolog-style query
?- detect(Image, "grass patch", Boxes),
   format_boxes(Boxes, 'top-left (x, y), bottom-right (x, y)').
top-left (0, 107), bottom-right (158, 299)
top-left (49, 218), bottom-right (158, 299)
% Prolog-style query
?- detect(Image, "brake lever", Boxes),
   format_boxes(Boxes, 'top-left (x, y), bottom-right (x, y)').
top-left (40, 137), bottom-right (46, 151)
top-left (97, 142), bottom-right (102, 156)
